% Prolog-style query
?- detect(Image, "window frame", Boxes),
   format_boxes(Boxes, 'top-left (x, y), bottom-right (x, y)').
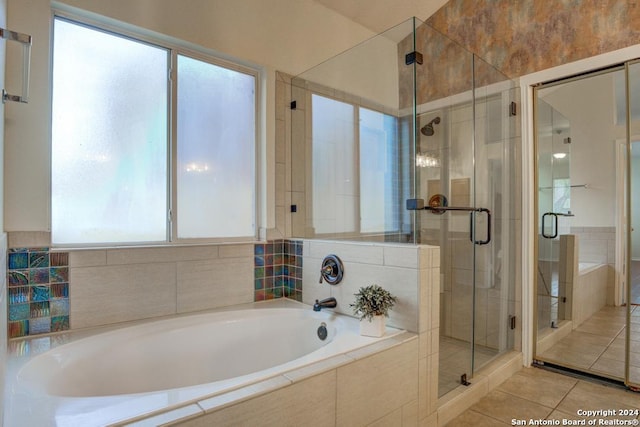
top-left (50, 11), bottom-right (261, 247)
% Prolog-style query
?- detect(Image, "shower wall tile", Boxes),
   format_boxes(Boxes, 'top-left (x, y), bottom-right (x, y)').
top-left (7, 248), bottom-right (70, 338)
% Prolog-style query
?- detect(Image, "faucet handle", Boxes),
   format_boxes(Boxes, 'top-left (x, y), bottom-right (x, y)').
top-left (319, 255), bottom-right (344, 285)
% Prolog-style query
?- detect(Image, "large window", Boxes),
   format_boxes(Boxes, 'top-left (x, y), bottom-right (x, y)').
top-left (51, 17), bottom-right (257, 245)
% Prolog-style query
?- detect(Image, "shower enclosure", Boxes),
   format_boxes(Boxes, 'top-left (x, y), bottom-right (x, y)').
top-left (289, 18), bottom-right (520, 398)
top-left (532, 61), bottom-right (640, 390)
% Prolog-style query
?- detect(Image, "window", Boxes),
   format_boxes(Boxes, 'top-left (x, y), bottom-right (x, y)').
top-left (51, 17), bottom-right (257, 245)
top-left (311, 94), bottom-right (399, 236)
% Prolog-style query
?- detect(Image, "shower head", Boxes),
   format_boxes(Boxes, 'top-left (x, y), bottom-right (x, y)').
top-left (421, 116), bottom-right (441, 136)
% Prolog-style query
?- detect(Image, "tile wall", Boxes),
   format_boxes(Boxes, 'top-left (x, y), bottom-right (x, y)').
top-left (7, 248), bottom-right (69, 338)
top-left (254, 239), bottom-right (303, 302)
top-left (5, 239), bottom-right (304, 338)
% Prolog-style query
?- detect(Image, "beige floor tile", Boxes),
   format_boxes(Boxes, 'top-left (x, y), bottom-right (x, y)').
top-left (600, 344), bottom-right (625, 362)
top-left (628, 365), bottom-right (640, 385)
top-left (447, 369), bottom-right (640, 427)
top-left (557, 380), bottom-right (640, 415)
top-left (469, 390), bottom-right (553, 424)
top-left (497, 368), bottom-right (577, 408)
top-left (539, 346), bottom-right (598, 369)
top-left (559, 331), bottom-right (616, 348)
top-left (544, 339), bottom-right (607, 357)
top-left (589, 357), bottom-right (625, 379)
top-left (575, 322), bottom-right (625, 337)
top-left (444, 409), bottom-right (511, 427)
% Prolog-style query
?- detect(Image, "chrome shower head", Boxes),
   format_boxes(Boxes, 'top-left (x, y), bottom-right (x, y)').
top-left (421, 116), bottom-right (441, 136)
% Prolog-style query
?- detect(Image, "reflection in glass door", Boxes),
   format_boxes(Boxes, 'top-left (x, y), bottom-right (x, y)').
top-left (627, 61), bottom-right (640, 388)
top-left (534, 62), bottom-right (640, 390)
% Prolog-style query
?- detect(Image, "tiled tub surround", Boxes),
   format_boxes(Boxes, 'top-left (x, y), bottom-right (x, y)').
top-left (3, 237), bottom-right (523, 425)
top-left (5, 239), bottom-right (305, 337)
top-left (5, 299), bottom-right (417, 427)
top-left (7, 248), bottom-right (69, 338)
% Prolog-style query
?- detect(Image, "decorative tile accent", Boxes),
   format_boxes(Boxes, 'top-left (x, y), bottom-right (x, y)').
top-left (8, 252), bottom-right (28, 270)
top-left (254, 239), bottom-right (303, 302)
top-left (31, 286), bottom-right (50, 302)
top-left (7, 248), bottom-right (70, 338)
top-left (51, 316), bottom-right (70, 332)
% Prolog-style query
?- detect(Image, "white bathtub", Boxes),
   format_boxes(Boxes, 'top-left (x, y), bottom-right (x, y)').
top-left (5, 300), bottom-right (403, 427)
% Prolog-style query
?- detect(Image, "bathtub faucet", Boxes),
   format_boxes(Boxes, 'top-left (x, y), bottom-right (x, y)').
top-left (313, 297), bottom-right (337, 311)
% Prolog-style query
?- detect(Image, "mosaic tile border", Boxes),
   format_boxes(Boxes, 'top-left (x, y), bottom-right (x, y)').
top-left (254, 239), bottom-right (303, 302)
top-left (7, 248), bottom-right (70, 338)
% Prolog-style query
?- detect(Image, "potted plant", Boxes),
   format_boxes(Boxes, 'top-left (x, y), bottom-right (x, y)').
top-left (350, 284), bottom-right (397, 337)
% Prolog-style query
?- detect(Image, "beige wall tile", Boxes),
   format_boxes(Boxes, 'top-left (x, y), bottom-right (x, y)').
top-left (384, 245), bottom-right (419, 268)
top-left (68, 249), bottom-right (107, 267)
top-left (218, 244), bottom-right (253, 258)
top-left (367, 408), bottom-right (402, 427)
top-left (419, 411), bottom-right (437, 427)
top-left (7, 231), bottom-right (50, 248)
top-left (337, 340), bottom-right (418, 426)
top-left (419, 356), bottom-right (429, 421)
top-left (329, 262), bottom-right (419, 331)
top-left (176, 258), bottom-right (253, 313)
top-left (181, 372), bottom-right (336, 427)
top-left (106, 246), bottom-right (219, 265)
top-left (307, 240), bottom-right (384, 265)
top-left (70, 263), bottom-right (177, 328)
top-left (402, 400), bottom-right (419, 427)
top-left (437, 376), bottom-right (489, 426)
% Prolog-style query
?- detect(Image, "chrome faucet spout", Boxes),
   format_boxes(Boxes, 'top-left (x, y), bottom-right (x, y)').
top-left (313, 297), bottom-right (337, 311)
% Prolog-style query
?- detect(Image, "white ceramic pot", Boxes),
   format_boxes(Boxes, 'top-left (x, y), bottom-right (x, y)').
top-left (359, 315), bottom-right (385, 337)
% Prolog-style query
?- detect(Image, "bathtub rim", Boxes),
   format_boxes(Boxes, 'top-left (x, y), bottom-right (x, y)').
top-left (578, 262), bottom-right (607, 276)
top-left (5, 298), bottom-right (413, 427)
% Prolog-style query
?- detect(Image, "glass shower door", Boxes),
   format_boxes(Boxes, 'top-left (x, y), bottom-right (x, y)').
top-left (536, 100), bottom-right (572, 334)
top-left (626, 60), bottom-right (640, 389)
top-left (472, 57), bottom-right (518, 376)
top-left (412, 36), bottom-right (518, 396)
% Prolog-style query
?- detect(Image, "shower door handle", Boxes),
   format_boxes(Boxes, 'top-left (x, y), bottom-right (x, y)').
top-left (541, 212), bottom-right (558, 239)
top-left (469, 208), bottom-right (491, 245)
top-left (405, 199), bottom-right (491, 245)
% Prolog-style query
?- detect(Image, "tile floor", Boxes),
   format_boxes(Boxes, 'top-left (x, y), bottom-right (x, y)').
top-left (538, 305), bottom-right (640, 383)
top-left (445, 367), bottom-right (640, 426)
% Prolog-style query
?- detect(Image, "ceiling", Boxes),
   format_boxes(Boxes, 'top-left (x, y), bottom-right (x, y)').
top-left (312, 0), bottom-right (449, 34)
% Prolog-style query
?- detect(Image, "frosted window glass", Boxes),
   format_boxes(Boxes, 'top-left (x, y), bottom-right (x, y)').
top-left (312, 95), bottom-right (356, 234)
top-left (51, 19), bottom-right (168, 245)
top-left (359, 108), bottom-right (398, 233)
top-left (177, 55), bottom-right (256, 238)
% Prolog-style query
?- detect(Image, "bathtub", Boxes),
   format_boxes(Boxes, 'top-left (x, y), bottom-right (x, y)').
top-left (5, 299), bottom-right (404, 427)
